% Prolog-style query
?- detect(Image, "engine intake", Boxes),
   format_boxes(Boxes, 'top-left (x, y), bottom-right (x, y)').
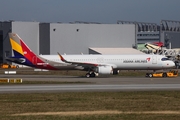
top-left (96, 66), bottom-right (113, 74)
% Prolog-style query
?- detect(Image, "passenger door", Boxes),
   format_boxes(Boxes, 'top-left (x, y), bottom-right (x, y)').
top-left (152, 55), bottom-right (157, 64)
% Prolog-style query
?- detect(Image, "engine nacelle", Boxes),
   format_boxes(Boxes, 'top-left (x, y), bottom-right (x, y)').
top-left (96, 66), bottom-right (113, 74)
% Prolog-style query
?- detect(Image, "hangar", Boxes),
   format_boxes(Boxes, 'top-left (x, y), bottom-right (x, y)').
top-left (118, 20), bottom-right (180, 49)
top-left (0, 20), bottom-right (180, 64)
top-left (0, 21), bottom-right (135, 63)
top-left (40, 23), bottom-right (136, 54)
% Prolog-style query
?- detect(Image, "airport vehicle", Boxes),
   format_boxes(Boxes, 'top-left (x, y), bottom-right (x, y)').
top-left (0, 63), bottom-right (19, 69)
top-left (7, 33), bottom-right (175, 77)
top-left (146, 70), bottom-right (178, 78)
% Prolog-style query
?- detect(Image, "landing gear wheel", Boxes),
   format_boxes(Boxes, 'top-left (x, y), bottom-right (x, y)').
top-left (149, 73), bottom-right (153, 78)
top-left (90, 72), bottom-right (96, 77)
top-left (86, 73), bottom-right (90, 78)
top-left (162, 73), bottom-right (167, 77)
top-left (85, 72), bottom-right (96, 78)
top-left (8, 65), bottom-right (11, 68)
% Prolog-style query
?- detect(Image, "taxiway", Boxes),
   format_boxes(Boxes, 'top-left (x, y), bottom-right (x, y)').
top-left (0, 74), bottom-right (180, 93)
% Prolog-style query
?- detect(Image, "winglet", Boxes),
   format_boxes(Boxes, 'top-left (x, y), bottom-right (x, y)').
top-left (57, 52), bottom-right (66, 62)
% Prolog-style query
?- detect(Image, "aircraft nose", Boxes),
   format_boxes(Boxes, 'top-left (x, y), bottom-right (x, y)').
top-left (166, 61), bottom-right (175, 68)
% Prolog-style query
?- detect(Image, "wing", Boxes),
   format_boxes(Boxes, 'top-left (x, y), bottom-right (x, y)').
top-left (57, 52), bottom-right (100, 68)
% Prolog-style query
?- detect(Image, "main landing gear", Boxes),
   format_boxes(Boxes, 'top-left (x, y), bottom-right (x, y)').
top-left (85, 72), bottom-right (96, 78)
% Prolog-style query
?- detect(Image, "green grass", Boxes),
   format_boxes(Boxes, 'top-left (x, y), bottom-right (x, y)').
top-left (0, 91), bottom-right (180, 120)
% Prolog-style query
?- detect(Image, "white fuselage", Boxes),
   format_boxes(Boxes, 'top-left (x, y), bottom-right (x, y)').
top-left (39, 54), bottom-right (175, 70)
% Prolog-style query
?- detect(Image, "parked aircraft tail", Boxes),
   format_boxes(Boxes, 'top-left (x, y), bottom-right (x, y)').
top-left (8, 33), bottom-right (45, 68)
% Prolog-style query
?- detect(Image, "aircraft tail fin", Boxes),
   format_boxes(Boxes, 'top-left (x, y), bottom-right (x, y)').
top-left (8, 33), bottom-right (38, 66)
top-left (9, 33), bottom-right (33, 57)
top-left (8, 33), bottom-right (60, 70)
top-left (145, 43), bottom-right (161, 50)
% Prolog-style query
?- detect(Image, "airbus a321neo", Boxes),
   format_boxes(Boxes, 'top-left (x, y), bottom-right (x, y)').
top-left (7, 33), bottom-right (175, 77)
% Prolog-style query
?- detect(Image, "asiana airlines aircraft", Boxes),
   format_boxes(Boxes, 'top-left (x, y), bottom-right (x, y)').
top-left (7, 33), bottom-right (175, 77)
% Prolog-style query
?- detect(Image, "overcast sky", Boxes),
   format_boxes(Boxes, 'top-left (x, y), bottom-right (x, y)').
top-left (0, 0), bottom-right (179, 24)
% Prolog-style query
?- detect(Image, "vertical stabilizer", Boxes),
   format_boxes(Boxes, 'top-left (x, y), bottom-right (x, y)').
top-left (9, 33), bottom-right (40, 67)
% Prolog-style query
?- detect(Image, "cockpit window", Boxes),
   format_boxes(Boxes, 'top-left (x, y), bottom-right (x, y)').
top-left (161, 58), bottom-right (169, 61)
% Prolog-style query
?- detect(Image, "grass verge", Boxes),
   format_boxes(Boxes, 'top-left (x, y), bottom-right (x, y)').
top-left (0, 91), bottom-right (180, 120)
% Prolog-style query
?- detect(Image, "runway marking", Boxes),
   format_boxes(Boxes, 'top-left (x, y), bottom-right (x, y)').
top-left (12, 110), bottom-right (180, 116)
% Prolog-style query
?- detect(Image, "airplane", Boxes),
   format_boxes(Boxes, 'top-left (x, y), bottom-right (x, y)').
top-left (144, 42), bottom-right (180, 68)
top-left (144, 43), bottom-right (162, 53)
top-left (7, 33), bottom-right (175, 77)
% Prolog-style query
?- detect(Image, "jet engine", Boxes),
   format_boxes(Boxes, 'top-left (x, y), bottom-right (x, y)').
top-left (96, 66), bottom-right (113, 74)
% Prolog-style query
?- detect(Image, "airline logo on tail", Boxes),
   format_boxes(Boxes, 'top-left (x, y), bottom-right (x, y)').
top-left (9, 33), bottom-right (42, 67)
top-left (9, 34), bottom-right (35, 66)
top-left (8, 33), bottom-right (58, 70)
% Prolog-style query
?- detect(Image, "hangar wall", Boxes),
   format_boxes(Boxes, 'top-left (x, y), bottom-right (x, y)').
top-left (0, 21), bottom-right (136, 63)
top-left (161, 32), bottom-right (180, 49)
top-left (11, 21), bottom-right (39, 54)
top-left (0, 22), bottom-right (12, 63)
top-left (49, 24), bottom-right (135, 54)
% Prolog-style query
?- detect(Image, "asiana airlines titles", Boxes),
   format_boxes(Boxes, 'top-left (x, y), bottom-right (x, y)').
top-left (123, 59), bottom-right (148, 63)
